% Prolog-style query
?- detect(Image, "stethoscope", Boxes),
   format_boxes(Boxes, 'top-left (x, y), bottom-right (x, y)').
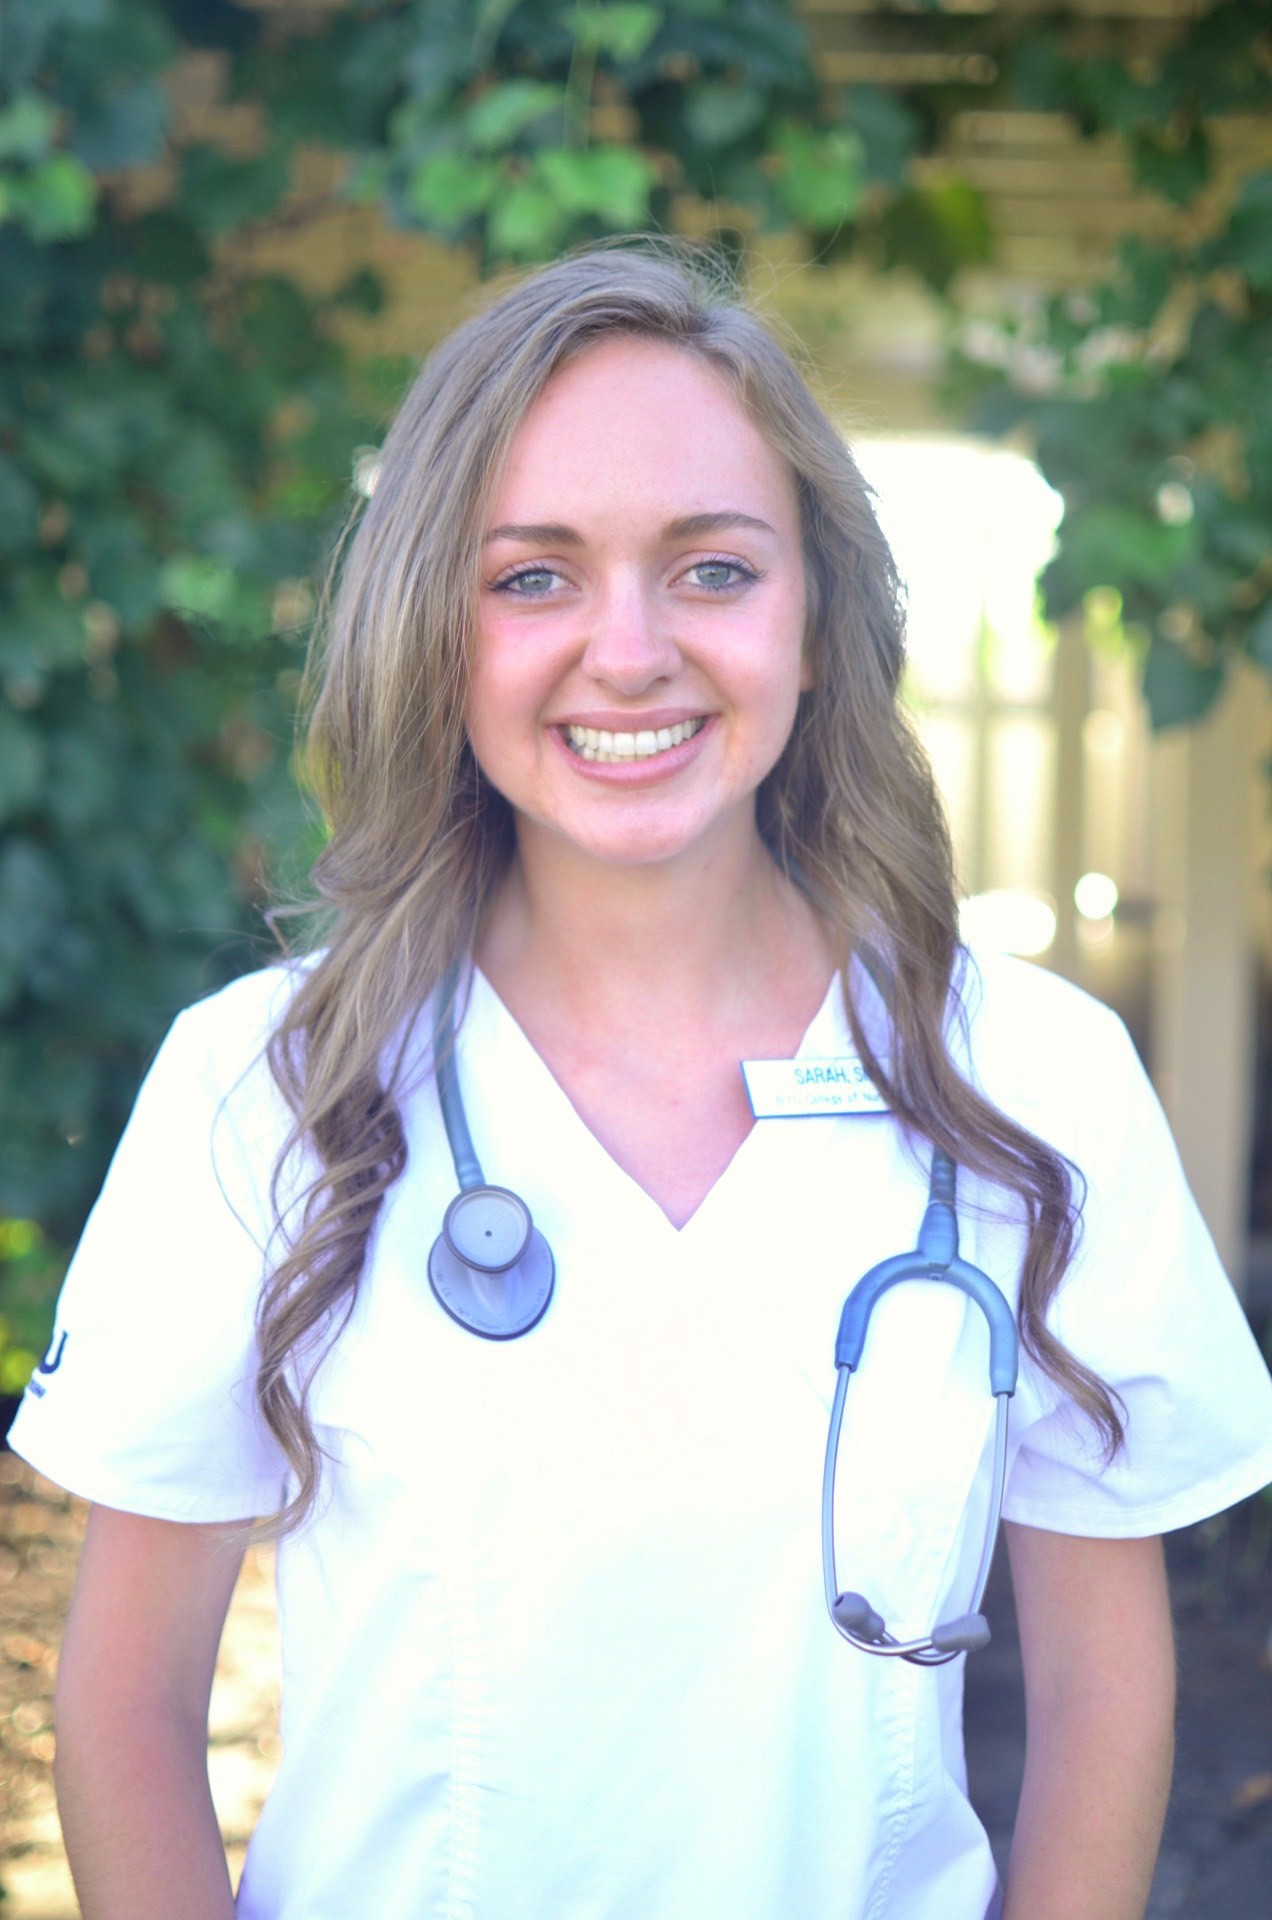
top-left (427, 964), bottom-right (1020, 1661)
top-left (824, 1148), bottom-right (1019, 1662)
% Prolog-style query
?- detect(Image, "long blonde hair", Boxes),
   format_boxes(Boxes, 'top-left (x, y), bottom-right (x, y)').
top-left (262, 240), bottom-right (1122, 1533)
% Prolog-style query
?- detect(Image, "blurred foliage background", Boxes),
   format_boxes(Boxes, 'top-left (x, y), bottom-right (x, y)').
top-left (0, 0), bottom-right (1268, 1388)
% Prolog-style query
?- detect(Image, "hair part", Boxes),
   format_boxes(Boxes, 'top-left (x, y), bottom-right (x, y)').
top-left (259, 237), bottom-right (1122, 1536)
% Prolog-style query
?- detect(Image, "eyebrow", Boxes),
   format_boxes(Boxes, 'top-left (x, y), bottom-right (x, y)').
top-left (483, 510), bottom-right (778, 545)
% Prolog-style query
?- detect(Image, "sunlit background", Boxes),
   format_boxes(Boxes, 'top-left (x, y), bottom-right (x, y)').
top-left (845, 425), bottom-right (1270, 1300)
top-left (864, 438), bottom-right (1145, 1015)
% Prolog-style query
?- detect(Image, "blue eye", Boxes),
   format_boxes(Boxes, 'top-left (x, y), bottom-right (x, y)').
top-left (494, 566), bottom-right (563, 596)
top-left (688, 558), bottom-right (758, 592)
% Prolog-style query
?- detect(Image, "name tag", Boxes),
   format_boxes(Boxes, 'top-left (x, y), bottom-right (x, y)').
top-left (741, 1057), bottom-right (888, 1118)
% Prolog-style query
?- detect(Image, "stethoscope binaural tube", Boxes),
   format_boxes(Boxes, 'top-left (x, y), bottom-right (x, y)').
top-left (427, 964), bottom-right (556, 1339)
top-left (821, 1147), bottom-right (1019, 1664)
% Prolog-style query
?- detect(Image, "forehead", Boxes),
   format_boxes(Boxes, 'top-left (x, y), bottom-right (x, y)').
top-left (490, 336), bottom-right (798, 526)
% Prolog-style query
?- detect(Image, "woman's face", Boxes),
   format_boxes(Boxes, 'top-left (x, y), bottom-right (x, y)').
top-left (466, 335), bottom-right (810, 875)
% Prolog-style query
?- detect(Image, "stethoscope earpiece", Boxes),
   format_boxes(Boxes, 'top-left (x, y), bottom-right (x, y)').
top-left (930, 1612), bottom-right (991, 1655)
top-left (831, 1591), bottom-right (886, 1643)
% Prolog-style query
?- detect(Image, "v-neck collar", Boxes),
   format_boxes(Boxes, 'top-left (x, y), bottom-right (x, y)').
top-left (460, 964), bottom-right (854, 1241)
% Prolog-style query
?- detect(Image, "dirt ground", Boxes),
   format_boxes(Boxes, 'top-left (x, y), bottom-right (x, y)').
top-left (2, 1446), bottom-right (1270, 1917)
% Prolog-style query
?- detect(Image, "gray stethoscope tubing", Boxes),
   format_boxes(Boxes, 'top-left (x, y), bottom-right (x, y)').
top-left (427, 967), bottom-right (1020, 1660)
top-left (426, 965), bottom-right (556, 1339)
top-left (821, 1147), bottom-right (1020, 1663)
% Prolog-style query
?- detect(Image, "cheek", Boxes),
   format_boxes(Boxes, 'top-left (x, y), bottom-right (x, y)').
top-left (462, 638), bottom-right (510, 781)
top-left (464, 617), bottom-right (561, 788)
top-left (739, 590), bottom-right (811, 706)
top-left (466, 616), bottom-right (522, 728)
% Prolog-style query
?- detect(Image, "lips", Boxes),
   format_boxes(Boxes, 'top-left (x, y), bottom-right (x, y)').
top-left (563, 717), bottom-right (707, 763)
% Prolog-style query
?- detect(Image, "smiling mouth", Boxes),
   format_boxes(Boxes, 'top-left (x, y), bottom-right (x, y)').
top-left (563, 718), bottom-right (707, 764)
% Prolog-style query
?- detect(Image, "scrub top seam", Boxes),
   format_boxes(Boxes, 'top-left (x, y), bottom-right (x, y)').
top-left (1000, 1433), bottom-right (1272, 1537)
top-left (863, 1663), bottom-right (922, 1920)
top-left (444, 1523), bottom-right (484, 1920)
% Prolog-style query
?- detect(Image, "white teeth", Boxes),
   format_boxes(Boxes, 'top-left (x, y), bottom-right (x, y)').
top-left (563, 717), bottom-right (706, 762)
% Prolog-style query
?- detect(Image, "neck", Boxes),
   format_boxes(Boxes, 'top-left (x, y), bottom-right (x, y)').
top-left (476, 818), bottom-right (833, 1033)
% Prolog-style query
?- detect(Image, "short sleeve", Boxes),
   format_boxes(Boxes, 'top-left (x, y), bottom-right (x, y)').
top-left (7, 973), bottom-right (295, 1522)
top-left (1001, 1002), bottom-right (1272, 1537)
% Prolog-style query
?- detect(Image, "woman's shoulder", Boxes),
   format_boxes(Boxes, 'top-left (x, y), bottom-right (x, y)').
top-left (954, 942), bottom-right (1125, 1041)
top-left (950, 943), bottom-right (1140, 1139)
top-left (167, 952), bottom-right (318, 1068)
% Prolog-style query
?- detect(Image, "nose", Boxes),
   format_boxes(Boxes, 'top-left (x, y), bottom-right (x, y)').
top-left (580, 577), bottom-right (681, 695)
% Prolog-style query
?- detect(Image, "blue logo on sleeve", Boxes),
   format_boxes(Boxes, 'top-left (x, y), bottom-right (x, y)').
top-left (37, 1331), bottom-right (67, 1374)
top-left (24, 1329), bottom-right (67, 1400)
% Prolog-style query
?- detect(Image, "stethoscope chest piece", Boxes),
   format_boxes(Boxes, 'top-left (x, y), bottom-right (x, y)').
top-left (428, 966), bottom-right (557, 1339)
top-left (443, 1184), bottom-right (533, 1270)
top-left (428, 1186), bottom-right (556, 1339)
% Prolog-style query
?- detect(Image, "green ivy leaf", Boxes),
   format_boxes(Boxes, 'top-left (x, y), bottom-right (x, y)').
top-left (4, 572), bottom-right (85, 671)
top-left (0, 0), bottom-right (104, 97)
top-left (326, 268), bottom-right (383, 319)
top-left (0, 94), bottom-right (59, 163)
top-left (1069, 507), bottom-right (1199, 590)
top-left (0, 711), bottom-right (46, 822)
top-left (486, 178), bottom-right (570, 260)
top-left (1208, 508), bottom-right (1268, 576)
top-left (1142, 635), bottom-right (1225, 730)
top-left (563, 4), bottom-right (663, 63)
top-left (346, 153), bottom-right (392, 203)
top-left (535, 144), bottom-right (657, 224)
top-left (878, 179), bottom-right (992, 291)
top-left (465, 81), bottom-right (564, 153)
top-left (73, 509), bottom-right (160, 627)
top-left (684, 81), bottom-right (766, 150)
top-left (1112, 236), bottom-right (1175, 328)
top-left (45, 725), bottom-right (119, 831)
top-left (1131, 121), bottom-right (1211, 206)
top-left (407, 151), bottom-right (501, 228)
top-left (842, 85), bottom-right (918, 189)
top-left (70, 74), bottom-right (170, 171)
top-left (158, 555), bottom-right (238, 621)
top-left (0, 840), bottom-right (67, 968)
top-left (1250, 600), bottom-right (1272, 676)
top-left (2, 152), bottom-right (96, 240)
top-left (771, 121), bottom-right (864, 232)
top-left (0, 453), bottom-right (41, 554)
top-left (471, 0), bottom-right (524, 64)
top-left (1222, 170), bottom-right (1272, 290)
top-left (179, 146), bottom-right (290, 234)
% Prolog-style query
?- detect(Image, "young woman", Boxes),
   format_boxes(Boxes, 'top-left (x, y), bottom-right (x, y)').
top-left (11, 244), bottom-right (1272, 1920)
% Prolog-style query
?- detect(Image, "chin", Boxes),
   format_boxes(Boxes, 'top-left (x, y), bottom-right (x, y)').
top-left (564, 831), bottom-right (705, 869)
top-left (541, 804), bottom-right (722, 870)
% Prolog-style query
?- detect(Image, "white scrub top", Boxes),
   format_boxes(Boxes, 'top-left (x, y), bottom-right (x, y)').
top-left (11, 948), bottom-right (1272, 1920)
